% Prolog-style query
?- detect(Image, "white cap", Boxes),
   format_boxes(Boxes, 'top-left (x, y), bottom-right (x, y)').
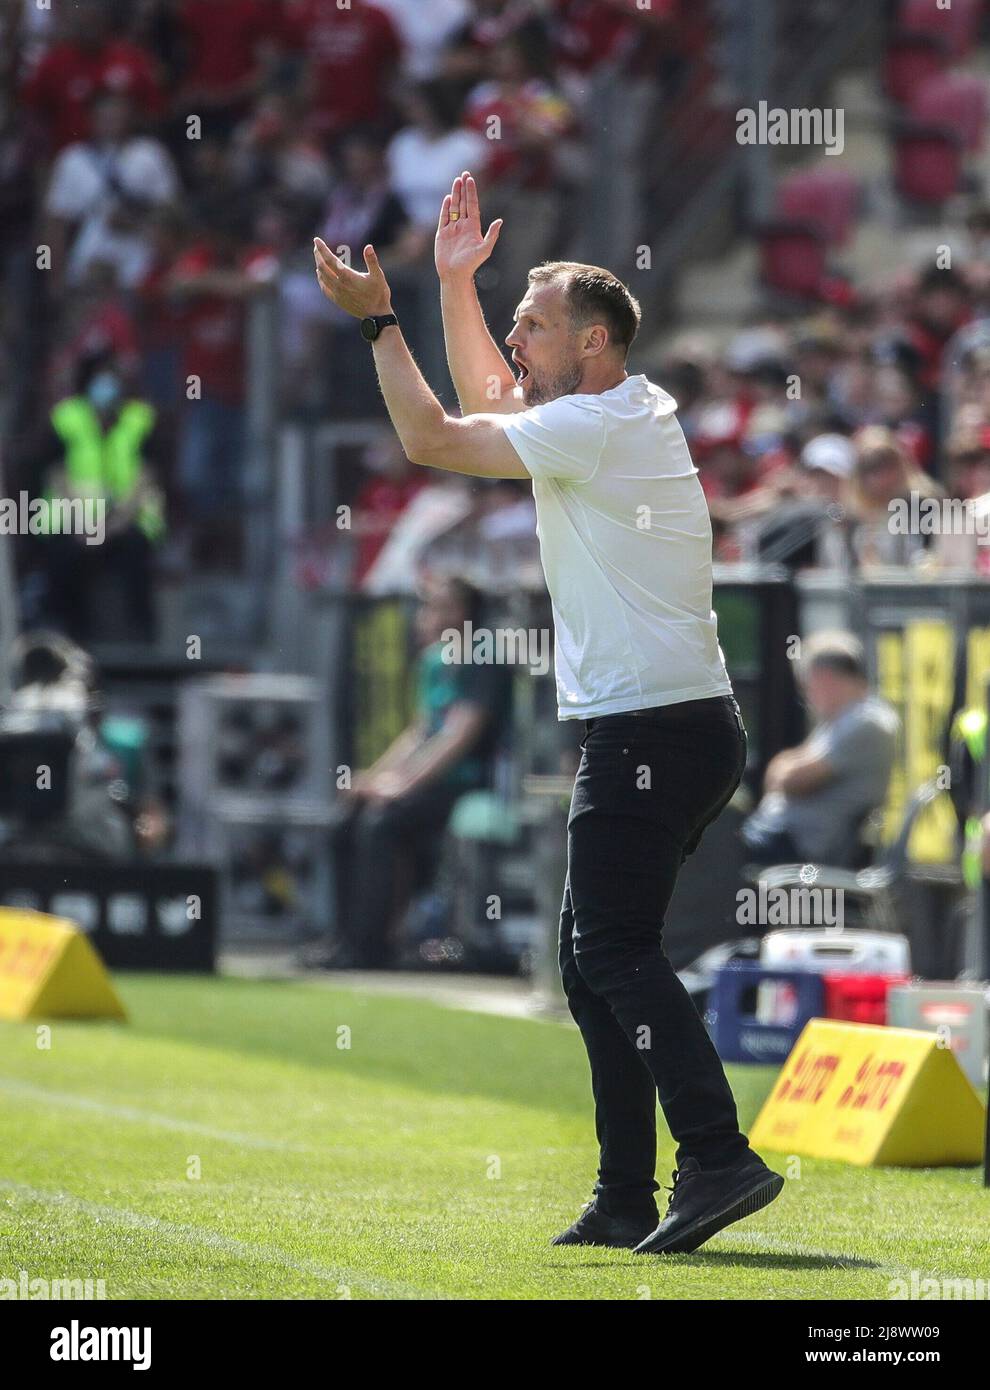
top-left (801, 433), bottom-right (855, 478)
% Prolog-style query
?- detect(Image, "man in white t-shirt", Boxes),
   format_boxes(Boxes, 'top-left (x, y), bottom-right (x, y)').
top-left (313, 171), bottom-right (783, 1258)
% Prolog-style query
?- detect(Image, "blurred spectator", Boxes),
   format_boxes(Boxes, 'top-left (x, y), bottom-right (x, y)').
top-left (374, 0), bottom-right (472, 80)
top-left (279, 129), bottom-right (416, 415)
top-left (794, 433), bottom-right (855, 569)
top-left (741, 631), bottom-right (899, 868)
top-left (742, 433), bottom-right (854, 571)
top-left (464, 26), bottom-right (574, 193)
top-left (289, 0), bottom-right (402, 142)
top-left (167, 206), bottom-right (276, 546)
top-left (20, 0), bottom-right (164, 154)
top-left (31, 354), bottom-right (165, 643)
top-left (905, 266), bottom-right (972, 395)
top-left (548, 0), bottom-right (643, 104)
top-left (845, 426), bottom-right (944, 568)
top-left (42, 90), bottom-right (178, 293)
top-left (320, 128), bottom-right (414, 264)
top-left (321, 574), bottom-right (509, 968)
top-left (388, 80), bottom-right (489, 237)
top-left (936, 428), bottom-right (990, 573)
top-left (443, 0), bottom-right (544, 87)
top-left (170, 0), bottom-right (293, 135)
top-left (45, 259), bottom-right (142, 410)
top-left (464, 25), bottom-right (575, 322)
top-left (231, 92), bottom-right (333, 203)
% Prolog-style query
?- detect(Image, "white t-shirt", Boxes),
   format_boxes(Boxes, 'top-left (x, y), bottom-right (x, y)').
top-left (372, 0), bottom-right (470, 78)
top-left (501, 374), bottom-right (733, 719)
top-left (45, 137), bottom-right (179, 288)
top-left (387, 126), bottom-right (488, 228)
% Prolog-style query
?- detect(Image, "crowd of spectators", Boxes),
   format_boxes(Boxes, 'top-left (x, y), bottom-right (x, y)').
top-left (0, 0), bottom-right (688, 617)
top-left (2, 0), bottom-right (990, 642)
top-left (659, 254), bottom-right (990, 571)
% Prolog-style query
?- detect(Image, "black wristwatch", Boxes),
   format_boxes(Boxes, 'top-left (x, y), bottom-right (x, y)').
top-left (360, 313), bottom-right (399, 342)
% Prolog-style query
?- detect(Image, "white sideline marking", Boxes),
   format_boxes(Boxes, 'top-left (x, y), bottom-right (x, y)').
top-left (0, 1076), bottom-right (309, 1152)
top-left (0, 1181), bottom-right (440, 1300)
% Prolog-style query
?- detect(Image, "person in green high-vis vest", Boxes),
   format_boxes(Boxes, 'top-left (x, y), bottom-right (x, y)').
top-left (35, 356), bottom-right (165, 642)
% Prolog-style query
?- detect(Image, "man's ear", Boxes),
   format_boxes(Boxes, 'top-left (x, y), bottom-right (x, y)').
top-left (582, 324), bottom-right (609, 358)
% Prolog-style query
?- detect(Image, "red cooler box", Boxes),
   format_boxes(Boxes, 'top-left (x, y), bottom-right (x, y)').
top-left (823, 972), bottom-right (911, 1026)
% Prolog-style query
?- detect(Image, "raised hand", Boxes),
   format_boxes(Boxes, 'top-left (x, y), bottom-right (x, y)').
top-left (313, 238), bottom-right (392, 318)
top-left (435, 171), bottom-right (502, 282)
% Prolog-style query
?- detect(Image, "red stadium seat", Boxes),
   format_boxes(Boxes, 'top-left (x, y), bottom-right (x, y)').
top-left (911, 71), bottom-right (989, 152)
top-left (883, 29), bottom-right (949, 106)
top-left (893, 121), bottom-right (964, 205)
top-left (757, 220), bottom-right (829, 300)
top-left (776, 164), bottom-right (862, 246)
top-left (899, 0), bottom-right (982, 59)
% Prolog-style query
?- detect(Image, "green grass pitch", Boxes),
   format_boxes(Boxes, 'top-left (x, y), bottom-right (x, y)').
top-left (1, 975), bottom-right (987, 1300)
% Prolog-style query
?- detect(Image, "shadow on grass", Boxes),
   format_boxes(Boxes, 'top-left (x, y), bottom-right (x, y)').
top-left (550, 1250), bottom-right (880, 1272)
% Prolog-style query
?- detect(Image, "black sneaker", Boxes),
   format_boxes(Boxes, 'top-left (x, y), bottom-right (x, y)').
top-left (551, 1199), bottom-right (658, 1250)
top-left (633, 1153), bottom-right (783, 1256)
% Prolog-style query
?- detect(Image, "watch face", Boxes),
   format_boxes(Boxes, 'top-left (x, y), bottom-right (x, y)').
top-left (360, 317), bottom-right (378, 342)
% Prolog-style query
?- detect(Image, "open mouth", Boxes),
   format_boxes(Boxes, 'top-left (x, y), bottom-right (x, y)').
top-left (514, 357), bottom-right (531, 384)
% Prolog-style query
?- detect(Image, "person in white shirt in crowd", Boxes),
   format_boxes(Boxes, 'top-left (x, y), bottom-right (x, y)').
top-left (373, 0), bottom-right (472, 81)
top-left (741, 631), bottom-right (899, 868)
top-left (797, 431), bottom-right (856, 569)
top-left (313, 170), bottom-right (783, 1259)
top-left (43, 89), bottom-right (178, 294)
top-left (387, 81), bottom-right (488, 242)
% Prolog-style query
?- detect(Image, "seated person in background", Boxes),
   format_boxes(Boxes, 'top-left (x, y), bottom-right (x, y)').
top-left (741, 632), bottom-right (899, 868)
top-left (324, 574), bottom-right (510, 968)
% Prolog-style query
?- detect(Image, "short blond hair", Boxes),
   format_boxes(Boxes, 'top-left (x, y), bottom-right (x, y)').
top-left (527, 261), bottom-right (641, 354)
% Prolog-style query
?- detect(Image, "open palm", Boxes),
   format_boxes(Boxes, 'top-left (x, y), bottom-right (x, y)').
top-left (435, 171), bottom-right (502, 279)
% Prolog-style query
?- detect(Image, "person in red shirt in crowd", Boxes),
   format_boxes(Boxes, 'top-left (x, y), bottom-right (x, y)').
top-left (166, 206), bottom-right (276, 549)
top-left (548, 0), bottom-right (640, 77)
top-left (20, 0), bottom-right (164, 154)
top-left (464, 28), bottom-right (574, 190)
top-left (551, 0), bottom-right (698, 82)
top-left (285, 0), bottom-right (402, 141)
top-left (171, 0), bottom-right (293, 133)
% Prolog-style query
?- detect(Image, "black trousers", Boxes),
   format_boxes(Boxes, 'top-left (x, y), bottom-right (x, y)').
top-left (42, 528), bottom-right (156, 643)
top-left (559, 693), bottom-right (751, 1217)
top-left (334, 781), bottom-right (463, 967)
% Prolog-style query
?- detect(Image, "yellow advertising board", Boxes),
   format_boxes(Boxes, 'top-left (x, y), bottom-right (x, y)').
top-left (0, 909), bottom-right (126, 1021)
top-left (750, 1019), bottom-right (984, 1166)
